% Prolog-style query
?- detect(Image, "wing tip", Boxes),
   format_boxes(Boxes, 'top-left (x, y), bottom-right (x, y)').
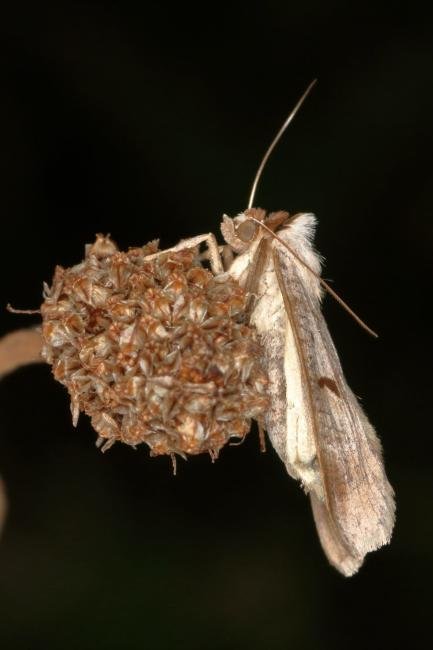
top-left (310, 491), bottom-right (395, 577)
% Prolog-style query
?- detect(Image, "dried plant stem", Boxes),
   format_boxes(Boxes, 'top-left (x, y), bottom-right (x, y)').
top-left (0, 327), bottom-right (43, 534)
top-left (0, 328), bottom-right (43, 379)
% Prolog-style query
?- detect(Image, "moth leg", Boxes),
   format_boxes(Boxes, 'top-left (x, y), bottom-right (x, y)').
top-left (243, 238), bottom-right (271, 320)
top-left (145, 233), bottom-right (224, 274)
top-left (258, 420), bottom-right (267, 453)
top-left (221, 244), bottom-right (235, 270)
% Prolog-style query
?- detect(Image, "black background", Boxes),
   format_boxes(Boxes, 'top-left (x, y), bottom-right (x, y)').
top-left (1, 3), bottom-right (432, 649)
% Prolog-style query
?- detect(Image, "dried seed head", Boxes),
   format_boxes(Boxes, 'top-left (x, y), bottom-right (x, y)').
top-left (40, 235), bottom-right (269, 458)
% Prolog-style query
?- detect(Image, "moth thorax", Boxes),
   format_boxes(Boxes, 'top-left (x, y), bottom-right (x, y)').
top-left (40, 235), bottom-right (269, 458)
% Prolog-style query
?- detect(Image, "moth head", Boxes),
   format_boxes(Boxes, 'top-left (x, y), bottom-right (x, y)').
top-left (220, 208), bottom-right (291, 253)
top-left (220, 208), bottom-right (267, 253)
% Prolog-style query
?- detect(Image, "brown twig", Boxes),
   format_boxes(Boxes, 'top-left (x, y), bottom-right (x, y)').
top-left (0, 327), bottom-right (44, 379)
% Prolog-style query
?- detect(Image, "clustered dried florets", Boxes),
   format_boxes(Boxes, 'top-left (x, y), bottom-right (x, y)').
top-left (40, 235), bottom-right (268, 459)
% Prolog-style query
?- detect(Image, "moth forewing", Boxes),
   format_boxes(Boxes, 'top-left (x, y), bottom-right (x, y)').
top-left (310, 492), bottom-right (363, 576)
top-left (273, 238), bottom-right (395, 563)
top-left (224, 212), bottom-right (324, 490)
top-left (223, 210), bottom-right (395, 575)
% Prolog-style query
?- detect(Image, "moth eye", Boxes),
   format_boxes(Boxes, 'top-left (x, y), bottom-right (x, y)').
top-left (236, 220), bottom-right (257, 242)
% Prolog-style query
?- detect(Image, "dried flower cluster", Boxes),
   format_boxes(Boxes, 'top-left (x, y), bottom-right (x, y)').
top-left (40, 235), bottom-right (269, 458)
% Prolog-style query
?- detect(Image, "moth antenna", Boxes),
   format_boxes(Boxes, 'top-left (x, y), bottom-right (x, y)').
top-left (247, 216), bottom-right (378, 338)
top-left (247, 79), bottom-right (317, 210)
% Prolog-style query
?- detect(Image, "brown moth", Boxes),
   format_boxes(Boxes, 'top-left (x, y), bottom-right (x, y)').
top-left (220, 207), bottom-right (395, 576)
top-left (142, 201), bottom-right (395, 575)
top-left (215, 82), bottom-right (395, 574)
top-left (157, 80), bottom-right (395, 574)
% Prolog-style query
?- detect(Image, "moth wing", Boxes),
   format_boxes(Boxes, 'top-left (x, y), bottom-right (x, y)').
top-left (272, 227), bottom-right (395, 571)
top-left (310, 492), bottom-right (363, 576)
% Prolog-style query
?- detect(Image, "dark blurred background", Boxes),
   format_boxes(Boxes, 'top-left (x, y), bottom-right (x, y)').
top-left (0, 3), bottom-right (432, 649)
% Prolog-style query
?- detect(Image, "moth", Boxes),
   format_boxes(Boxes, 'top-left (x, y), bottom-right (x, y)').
top-left (154, 81), bottom-right (395, 575)
top-left (159, 203), bottom-right (395, 575)
top-left (219, 207), bottom-right (395, 576)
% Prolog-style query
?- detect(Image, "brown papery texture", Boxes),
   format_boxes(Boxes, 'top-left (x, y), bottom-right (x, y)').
top-left (40, 235), bottom-right (269, 458)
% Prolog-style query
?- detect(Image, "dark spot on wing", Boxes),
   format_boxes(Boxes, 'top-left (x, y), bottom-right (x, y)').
top-left (318, 376), bottom-right (340, 397)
